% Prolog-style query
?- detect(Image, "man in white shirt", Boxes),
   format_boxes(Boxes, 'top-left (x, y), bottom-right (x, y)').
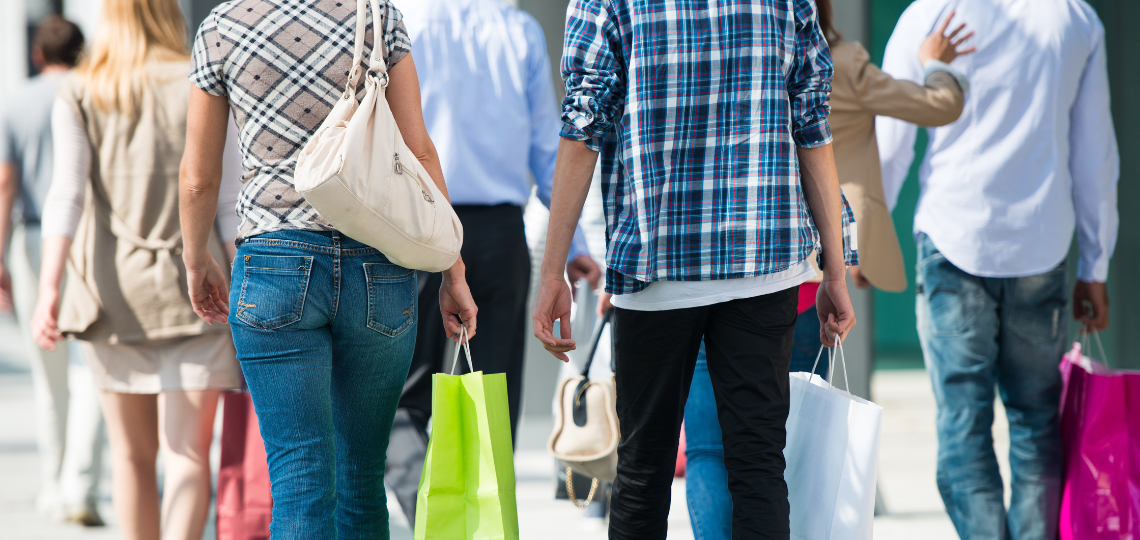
top-left (877, 1), bottom-right (1118, 538)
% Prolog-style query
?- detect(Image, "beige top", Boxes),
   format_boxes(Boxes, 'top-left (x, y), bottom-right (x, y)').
top-left (822, 41), bottom-right (964, 292)
top-left (55, 61), bottom-right (229, 343)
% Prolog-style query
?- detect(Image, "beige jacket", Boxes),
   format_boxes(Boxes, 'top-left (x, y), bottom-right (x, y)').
top-left (819, 41), bottom-right (964, 292)
top-left (55, 61), bottom-right (229, 343)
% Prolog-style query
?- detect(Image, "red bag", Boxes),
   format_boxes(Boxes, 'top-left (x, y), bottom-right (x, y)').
top-left (1059, 340), bottom-right (1140, 540)
top-left (217, 392), bottom-right (272, 540)
top-left (675, 422), bottom-right (686, 478)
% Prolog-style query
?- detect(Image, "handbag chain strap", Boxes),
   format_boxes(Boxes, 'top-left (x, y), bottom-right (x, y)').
top-left (564, 467), bottom-right (599, 509)
top-left (342, 0), bottom-right (390, 101)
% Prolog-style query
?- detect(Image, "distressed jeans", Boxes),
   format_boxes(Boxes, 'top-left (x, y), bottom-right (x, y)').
top-left (915, 233), bottom-right (1065, 540)
top-left (229, 230), bottom-right (417, 540)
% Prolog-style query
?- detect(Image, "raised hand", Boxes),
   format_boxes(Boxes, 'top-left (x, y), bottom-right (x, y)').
top-left (919, 11), bottom-right (977, 64)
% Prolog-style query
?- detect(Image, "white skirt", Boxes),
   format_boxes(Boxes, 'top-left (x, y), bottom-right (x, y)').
top-left (79, 332), bottom-right (242, 393)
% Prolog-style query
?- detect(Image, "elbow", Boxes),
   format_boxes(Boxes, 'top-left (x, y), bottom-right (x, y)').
top-left (411, 139), bottom-right (440, 169)
top-left (922, 91), bottom-right (965, 127)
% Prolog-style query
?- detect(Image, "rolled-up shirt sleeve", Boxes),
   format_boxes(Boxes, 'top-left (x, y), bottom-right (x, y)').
top-left (787, 0), bottom-right (833, 148)
top-left (560, 0), bottom-right (625, 152)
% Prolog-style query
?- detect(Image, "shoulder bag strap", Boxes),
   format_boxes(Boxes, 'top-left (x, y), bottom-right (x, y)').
top-left (367, 0), bottom-right (389, 75)
top-left (580, 309), bottom-right (615, 380)
top-left (341, 0), bottom-right (370, 100)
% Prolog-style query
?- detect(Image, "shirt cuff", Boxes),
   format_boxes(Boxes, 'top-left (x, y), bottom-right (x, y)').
top-left (567, 226), bottom-right (591, 263)
top-left (923, 60), bottom-right (970, 93)
top-left (793, 116), bottom-right (833, 148)
top-left (1078, 258), bottom-right (1109, 283)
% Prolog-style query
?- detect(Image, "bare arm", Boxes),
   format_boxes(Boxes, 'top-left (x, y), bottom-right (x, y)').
top-left (180, 86), bottom-right (231, 324)
top-left (532, 139), bottom-right (598, 361)
top-left (0, 162), bottom-right (17, 311)
top-left (798, 144), bottom-right (856, 344)
top-left (384, 55), bottom-right (478, 340)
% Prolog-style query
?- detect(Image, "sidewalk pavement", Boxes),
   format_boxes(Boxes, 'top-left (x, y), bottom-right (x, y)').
top-left (0, 311), bottom-right (1008, 539)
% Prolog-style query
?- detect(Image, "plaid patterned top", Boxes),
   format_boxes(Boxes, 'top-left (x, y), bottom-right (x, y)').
top-left (189, 0), bottom-right (411, 240)
top-left (560, 0), bottom-right (858, 294)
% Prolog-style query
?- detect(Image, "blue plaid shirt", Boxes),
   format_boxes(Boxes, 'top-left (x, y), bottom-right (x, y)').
top-left (560, 0), bottom-right (858, 294)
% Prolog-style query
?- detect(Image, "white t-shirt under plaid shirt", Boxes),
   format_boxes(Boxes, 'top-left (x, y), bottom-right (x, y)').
top-left (189, 0), bottom-right (412, 241)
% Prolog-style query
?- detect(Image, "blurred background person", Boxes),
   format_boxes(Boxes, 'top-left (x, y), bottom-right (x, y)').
top-left (182, 0), bottom-right (478, 536)
top-left (878, 0), bottom-right (1118, 537)
top-left (0, 14), bottom-right (106, 527)
top-left (676, 3), bottom-right (976, 537)
top-left (29, 0), bottom-right (244, 538)
top-left (386, 0), bottom-right (601, 524)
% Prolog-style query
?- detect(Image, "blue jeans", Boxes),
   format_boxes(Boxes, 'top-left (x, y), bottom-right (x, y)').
top-left (229, 231), bottom-right (417, 540)
top-left (916, 234), bottom-right (1065, 540)
top-left (685, 302), bottom-right (825, 540)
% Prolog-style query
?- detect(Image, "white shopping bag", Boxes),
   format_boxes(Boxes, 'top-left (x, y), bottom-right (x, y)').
top-left (785, 338), bottom-right (883, 540)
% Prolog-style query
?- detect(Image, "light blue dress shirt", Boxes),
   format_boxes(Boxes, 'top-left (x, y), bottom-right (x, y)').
top-left (395, 0), bottom-right (589, 260)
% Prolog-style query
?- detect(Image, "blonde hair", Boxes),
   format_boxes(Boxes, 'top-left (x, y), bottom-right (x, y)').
top-left (77, 0), bottom-right (189, 115)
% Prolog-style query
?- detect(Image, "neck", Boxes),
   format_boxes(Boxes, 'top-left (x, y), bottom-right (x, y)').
top-left (39, 65), bottom-right (70, 75)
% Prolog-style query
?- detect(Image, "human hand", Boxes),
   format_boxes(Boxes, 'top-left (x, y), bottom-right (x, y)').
top-left (185, 255), bottom-right (230, 325)
top-left (533, 274), bottom-right (575, 362)
top-left (918, 11), bottom-right (976, 64)
top-left (596, 291), bottom-right (613, 318)
top-left (1073, 281), bottom-right (1109, 333)
top-left (849, 266), bottom-right (871, 289)
top-left (817, 276), bottom-right (857, 346)
top-left (0, 264), bottom-right (12, 312)
top-left (566, 255), bottom-right (602, 294)
top-left (440, 263), bottom-right (478, 343)
top-left (31, 288), bottom-right (63, 351)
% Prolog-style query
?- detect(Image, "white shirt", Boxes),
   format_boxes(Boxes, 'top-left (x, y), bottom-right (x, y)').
top-left (610, 259), bottom-right (815, 312)
top-left (876, 0), bottom-right (1119, 282)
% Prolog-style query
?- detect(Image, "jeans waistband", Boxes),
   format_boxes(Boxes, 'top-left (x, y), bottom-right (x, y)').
top-left (239, 229), bottom-right (382, 257)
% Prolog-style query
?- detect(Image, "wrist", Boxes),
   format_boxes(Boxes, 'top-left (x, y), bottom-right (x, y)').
top-left (443, 259), bottom-right (466, 282)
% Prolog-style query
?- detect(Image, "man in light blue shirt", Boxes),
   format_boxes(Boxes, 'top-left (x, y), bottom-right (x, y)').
top-left (384, 0), bottom-right (600, 524)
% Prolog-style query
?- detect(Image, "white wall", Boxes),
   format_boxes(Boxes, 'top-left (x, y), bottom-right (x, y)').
top-left (0, 0), bottom-right (28, 92)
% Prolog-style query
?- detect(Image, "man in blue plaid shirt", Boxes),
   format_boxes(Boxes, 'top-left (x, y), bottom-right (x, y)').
top-left (535, 0), bottom-right (859, 537)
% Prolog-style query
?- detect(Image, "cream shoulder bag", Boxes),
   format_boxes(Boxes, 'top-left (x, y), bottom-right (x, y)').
top-left (548, 309), bottom-right (619, 507)
top-left (294, 0), bottom-right (462, 272)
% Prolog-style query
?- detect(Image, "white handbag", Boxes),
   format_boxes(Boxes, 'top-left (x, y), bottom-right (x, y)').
top-left (548, 309), bottom-right (619, 506)
top-left (294, 0), bottom-right (462, 272)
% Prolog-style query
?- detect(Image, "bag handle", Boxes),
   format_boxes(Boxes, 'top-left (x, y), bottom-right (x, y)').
top-left (450, 326), bottom-right (474, 375)
top-left (580, 309), bottom-right (615, 380)
top-left (342, 0), bottom-right (390, 101)
top-left (1078, 328), bottom-right (1109, 367)
top-left (808, 335), bottom-right (852, 398)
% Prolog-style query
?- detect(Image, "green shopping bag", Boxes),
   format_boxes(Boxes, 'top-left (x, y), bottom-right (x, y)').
top-left (414, 329), bottom-right (519, 540)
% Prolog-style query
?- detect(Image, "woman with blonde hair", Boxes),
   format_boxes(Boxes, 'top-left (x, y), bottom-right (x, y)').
top-left (31, 0), bottom-right (243, 538)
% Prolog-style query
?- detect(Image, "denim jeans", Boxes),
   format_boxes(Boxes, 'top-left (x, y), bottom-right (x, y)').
top-left (915, 233), bottom-right (1065, 540)
top-left (229, 230), bottom-right (417, 540)
top-left (685, 306), bottom-right (825, 540)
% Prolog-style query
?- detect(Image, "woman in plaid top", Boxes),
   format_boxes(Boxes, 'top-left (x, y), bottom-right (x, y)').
top-left (535, 0), bottom-right (858, 538)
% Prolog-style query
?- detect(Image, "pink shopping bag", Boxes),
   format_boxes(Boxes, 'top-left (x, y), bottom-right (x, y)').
top-left (1058, 341), bottom-right (1140, 540)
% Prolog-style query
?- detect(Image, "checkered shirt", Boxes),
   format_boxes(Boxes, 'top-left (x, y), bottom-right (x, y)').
top-left (560, 0), bottom-right (858, 294)
top-left (189, 0), bottom-right (411, 240)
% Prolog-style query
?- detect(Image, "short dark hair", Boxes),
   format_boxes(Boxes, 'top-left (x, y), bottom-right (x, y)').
top-left (34, 16), bottom-right (85, 68)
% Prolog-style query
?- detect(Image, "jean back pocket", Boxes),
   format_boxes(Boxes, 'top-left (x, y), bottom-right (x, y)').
top-left (365, 263), bottom-right (415, 337)
top-left (236, 255), bottom-right (314, 330)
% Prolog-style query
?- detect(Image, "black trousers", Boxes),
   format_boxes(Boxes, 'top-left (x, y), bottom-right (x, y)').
top-left (608, 288), bottom-right (799, 540)
top-left (385, 204), bottom-right (532, 523)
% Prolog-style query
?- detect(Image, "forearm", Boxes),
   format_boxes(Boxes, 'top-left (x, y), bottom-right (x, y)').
top-left (412, 141), bottom-right (451, 202)
top-left (38, 235), bottom-right (72, 297)
top-left (179, 175), bottom-right (221, 265)
top-left (797, 144), bottom-right (846, 279)
top-left (540, 139), bottom-right (598, 279)
top-left (0, 164), bottom-right (18, 258)
top-left (181, 87), bottom-right (231, 266)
